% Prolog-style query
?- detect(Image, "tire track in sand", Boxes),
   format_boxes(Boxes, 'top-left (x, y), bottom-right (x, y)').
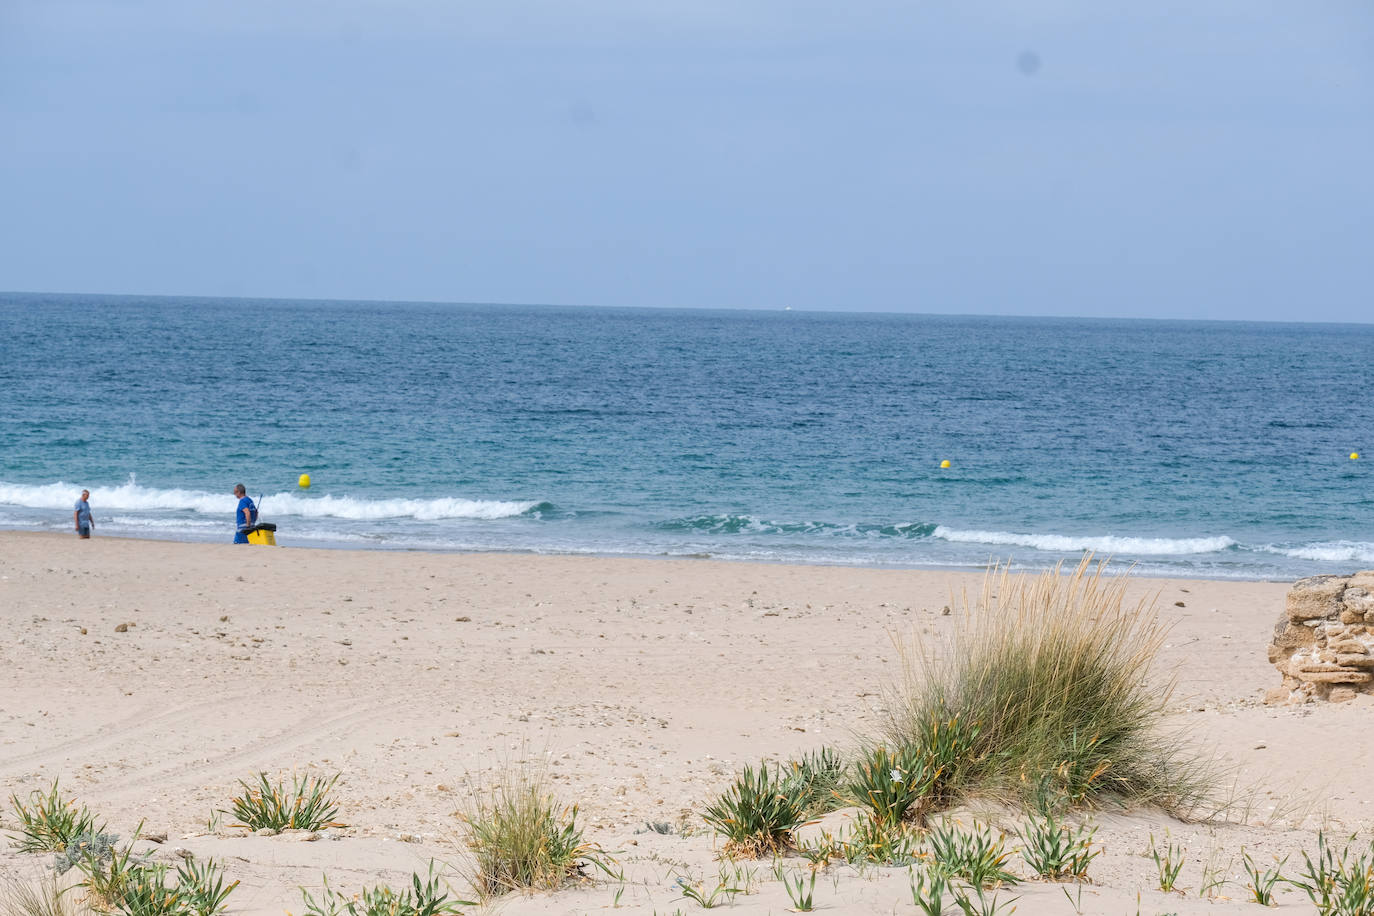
top-left (0, 690), bottom-right (261, 774)
top-left (94, 697), bottom-right (417, 795)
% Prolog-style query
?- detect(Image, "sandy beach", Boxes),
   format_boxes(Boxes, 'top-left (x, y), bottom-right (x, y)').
top-left (0, 532), bottom-right (1365, 914)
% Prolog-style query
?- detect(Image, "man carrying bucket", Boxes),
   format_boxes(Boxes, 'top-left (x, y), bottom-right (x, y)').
top-left (232, 484), bottom-right (258, 544)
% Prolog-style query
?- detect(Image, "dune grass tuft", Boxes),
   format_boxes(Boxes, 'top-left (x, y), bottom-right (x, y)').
top-left (883, 556), bottom-right (1210, 814)
top-left (457, 762), bottom-right (614, 899)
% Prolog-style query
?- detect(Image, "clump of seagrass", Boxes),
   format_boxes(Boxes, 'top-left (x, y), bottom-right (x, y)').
top-left (883, 556), bottom-right (1210, 813)
top-left (457, 762), bottom-right (614, 899)
top-left (223, 772), bottom-right (342, 832)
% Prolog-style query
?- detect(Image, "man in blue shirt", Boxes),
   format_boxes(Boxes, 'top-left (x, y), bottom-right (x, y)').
top-left (233, 484), bottom-right (257, 544)
top-left (73, 489), bottom-right (93, 539)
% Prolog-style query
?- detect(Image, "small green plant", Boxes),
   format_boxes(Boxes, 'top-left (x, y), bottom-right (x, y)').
top-left (950, 884), bottom-right (1017, 916)
top-left (1017, 811), bottom-right (1098, 881)
top-left (673, 875), bottom-right (739, 909)
top-left (113, 863), bottom-right (185, 916)
top-left (224, 772), bottom-right (341, 832)
top-left (797, 831), bottom-right (839, 869)
top-left (73, 834), bottom-right (148, 912)
top-left (846, 718), bottom-right (976, 829)
top-left (841, 814), bottom-right (922, 866)
top-left (1293, 830), bottom-right (1342, 912)
top-left (846, 744), bottom-right (941, 828)
top-left (717, 861), bottom-right (758, 895)
top-left (1290, 831), bottom-right (1374, 916)
top-left (7, 782), bottom-right (104, 853)
top-left (909, 714), bottom-right (981, 815)
top-left (795, 817), bottom-right (921, 867)
top-left (175, 858), bottom-right (238, 916)
top-left (55, 832), bottom-right (121, 875)
top-left (459, 764), bottom-right (615, 897)
top-left (927, 820), bottom-right (1018, 890)
top-left (779, 868), bottom-right (816, 911)
top-left (909, 865), bottom-right (950, 916)
top-left (782, 746), bottom-right (847, 817)
top-left (1197, 847), bottom-right (1231, 899)
top-left (1146, 834), bottom-right (1185, 893)
top-left (1240, 848), bottom-right (1285, 906)
top-left (1329, 875), bottom-right (1374, 916)
top-left (299, 867), bottom-right (469, 916)
top-left (701, 762), bottom-right (806, 857)
top-left (69, 828), bottom-right (235, 916)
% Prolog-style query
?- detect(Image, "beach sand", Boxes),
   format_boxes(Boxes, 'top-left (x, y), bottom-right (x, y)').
top-left (0, 532), bottom-right (1364, 914)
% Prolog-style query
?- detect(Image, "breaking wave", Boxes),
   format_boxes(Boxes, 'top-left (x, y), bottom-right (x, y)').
top-left (0, 478), bottom-right (545, 521)
top-left (931, 526), bottom-right (1236, 556)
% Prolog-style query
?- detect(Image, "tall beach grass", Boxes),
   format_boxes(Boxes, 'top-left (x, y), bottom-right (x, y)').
top-left (882, 556), bottom-right (1210, 813)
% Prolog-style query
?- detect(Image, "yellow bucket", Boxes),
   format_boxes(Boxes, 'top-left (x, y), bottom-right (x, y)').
top-left (245, 523), bottom-right (277, 546)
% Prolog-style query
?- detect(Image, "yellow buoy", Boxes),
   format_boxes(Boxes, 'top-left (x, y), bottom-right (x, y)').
top-left (1353, 453), bottom-right (1362, 461)
top-left (298, 473), bottom-right (312, 488)
top-left (940, 459), bottom-right (951, 469)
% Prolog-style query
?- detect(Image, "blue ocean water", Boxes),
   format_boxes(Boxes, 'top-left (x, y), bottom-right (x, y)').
top-left (1, 292), bottom-right (1371, 580)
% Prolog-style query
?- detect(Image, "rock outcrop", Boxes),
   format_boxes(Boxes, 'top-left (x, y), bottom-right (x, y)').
top-left (1268, 571), bottom-right (1374, 703)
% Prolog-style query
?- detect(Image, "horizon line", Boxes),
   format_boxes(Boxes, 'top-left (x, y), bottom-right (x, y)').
top-left (3, 288), bottom-right (1371, 329)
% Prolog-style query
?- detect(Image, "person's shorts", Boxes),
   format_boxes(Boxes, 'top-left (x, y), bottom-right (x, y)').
top-left (77, 525), bottom-right (90, 538)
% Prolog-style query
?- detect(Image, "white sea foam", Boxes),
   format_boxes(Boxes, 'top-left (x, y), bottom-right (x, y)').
top-left (1265, 541), bottom-right (1374, 564)
top-left (108, 516), bottom-right (224, 529)
top-left (931, 526), bottom-right (1236, 556)
top-left (272, 493), bottom-right (539, 521)
top-left (0, 479), bottom-right (539, 521)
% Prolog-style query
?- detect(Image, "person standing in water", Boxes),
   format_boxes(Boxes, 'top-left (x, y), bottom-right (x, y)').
top-left (232, 484), bottom-right (257, 544)
top-left (73, 489), bottom-right (93, 539)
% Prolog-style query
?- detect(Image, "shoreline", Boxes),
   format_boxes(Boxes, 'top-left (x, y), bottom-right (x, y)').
top-left (0, 528), bottom-right (1298, 583)
top-left (1, 530), bottom-right (1366, 914)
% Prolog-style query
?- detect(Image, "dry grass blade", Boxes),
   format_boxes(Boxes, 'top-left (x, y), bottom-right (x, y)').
top-left (1, 875), bottom-right (92, 916)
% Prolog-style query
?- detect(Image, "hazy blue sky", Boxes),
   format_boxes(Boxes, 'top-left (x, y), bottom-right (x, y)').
top-left (2, 2), bottom-right (1371, 320)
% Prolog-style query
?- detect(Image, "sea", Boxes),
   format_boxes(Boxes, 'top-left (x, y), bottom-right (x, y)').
top-left (1, 292), bottom-right (1371, 581)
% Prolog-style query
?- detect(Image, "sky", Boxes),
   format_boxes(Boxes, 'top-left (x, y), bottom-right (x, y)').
top-left (1, 1), bottom-right (1371, 321)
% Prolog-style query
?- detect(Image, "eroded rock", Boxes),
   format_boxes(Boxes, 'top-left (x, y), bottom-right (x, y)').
top-left (1269, 571), bottom-right (1374, 702)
